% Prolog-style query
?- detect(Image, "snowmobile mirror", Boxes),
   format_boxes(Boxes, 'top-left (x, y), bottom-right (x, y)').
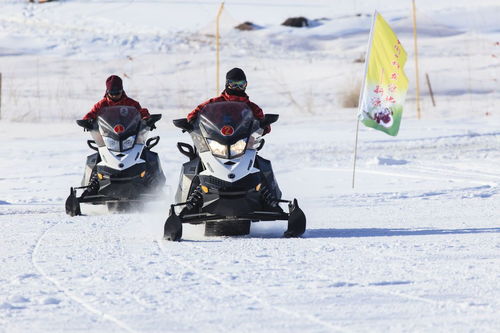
top-left (256, 139), bottom-right (265, 151)
top-left (177, 142), bottom-right (196, 160)
top-left (146, 136), bottom-right (160, 150)
top-left (260, 114), bottom-right (279, 128)
top-left (87, 140), bottom-right (99, 151)
top-left (77, 119), bottom-right (94, 131)
top-left (173, 118), bottom-right (194, 132)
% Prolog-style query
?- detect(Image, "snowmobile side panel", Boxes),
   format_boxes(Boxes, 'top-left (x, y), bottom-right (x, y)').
top-left (81, 153), bottom-right (99, 187)
top-left (255, 155), bottom-right (282, 200)
top-left (141, 149), bottom-right (166, 187)
top-left (175, 157), bottom-right (202, 203)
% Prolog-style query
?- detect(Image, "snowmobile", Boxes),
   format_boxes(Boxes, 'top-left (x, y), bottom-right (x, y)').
top-left (65, 105), bottom-right (165, 216)
top-left (163, 101), bottom-right (306, 241)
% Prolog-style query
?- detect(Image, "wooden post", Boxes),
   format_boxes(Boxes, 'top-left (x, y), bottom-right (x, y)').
top-left (412, 0), bottom-right (421, 119)
top-left (425, 73), bottom-right (436, 107)
top-left (215, 2), bottom-right (225, 95)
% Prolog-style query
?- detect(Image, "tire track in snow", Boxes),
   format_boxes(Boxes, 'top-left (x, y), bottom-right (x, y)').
top-left (156, 239), bottom-right (348, 333)
top-left (184, 241), bottom-right (444, 306)
top-left (31, 218), bottom-right (138, 333)
top-left (171, 233), bottom-right (481, 319)
top-left (152, 163), bottom-right (491, 326)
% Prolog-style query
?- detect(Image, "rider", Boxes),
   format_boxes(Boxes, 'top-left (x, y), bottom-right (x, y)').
top-left (187, 68), bottom-right (270, 134)
top-left (83, 75), bottom-right (150, 121)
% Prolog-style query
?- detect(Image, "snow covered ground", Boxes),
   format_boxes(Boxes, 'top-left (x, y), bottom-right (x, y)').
top-left (0, 1), bottom-right (499, 332)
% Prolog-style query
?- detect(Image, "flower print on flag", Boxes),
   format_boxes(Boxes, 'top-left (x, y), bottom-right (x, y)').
top-left (374, 85), bottom-right (384, 95)
top-left (385, 95), bottom-right (396, 103)
top-left (371, 97), bottom-right (382, 107)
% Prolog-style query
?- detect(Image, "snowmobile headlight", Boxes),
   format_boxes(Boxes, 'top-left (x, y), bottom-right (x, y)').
top-left (207, 139), bottom-right (228, 158)
top-left (230, 139), bottom-right (247, 157)
top-left (103, 136), bottom-right (120, 152)
top-left (122, 135), bottom-right (136, 151)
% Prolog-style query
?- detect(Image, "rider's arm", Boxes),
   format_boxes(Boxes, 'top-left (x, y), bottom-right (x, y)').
top-left (139, 108), bottom-right (150, 119)
top-left (248, 101), bottom-right (271, 135)
top-left (83, 100), bottom-right (104, 120)
top-left (129, 99), bottom-right (150, 119)
top-left (187, 96), bottom-right (226, 122)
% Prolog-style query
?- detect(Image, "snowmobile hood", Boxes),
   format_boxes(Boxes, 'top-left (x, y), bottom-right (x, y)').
top-left (198, 101), bottom-right (260, 145)
top-left (97, 106), bottom-right (141, 140)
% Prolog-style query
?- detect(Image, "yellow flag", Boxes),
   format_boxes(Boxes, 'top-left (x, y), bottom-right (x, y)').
top-left (358, 11), bottom-right (408, 136)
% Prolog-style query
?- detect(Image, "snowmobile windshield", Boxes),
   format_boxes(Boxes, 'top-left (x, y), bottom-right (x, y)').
top-left (97, 106), bottom-right (141, 152)
top-left (198, 101), bottom-right (260, 159)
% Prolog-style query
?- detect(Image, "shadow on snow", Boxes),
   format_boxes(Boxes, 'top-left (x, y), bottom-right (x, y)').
top-left (305, 227), bottom-right (500, 238)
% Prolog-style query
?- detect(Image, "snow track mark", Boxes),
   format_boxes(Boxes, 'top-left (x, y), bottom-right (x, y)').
top-left (156, 239), bottom-right (347, 333)
top-left (31, 218), bottom-right (138, 333)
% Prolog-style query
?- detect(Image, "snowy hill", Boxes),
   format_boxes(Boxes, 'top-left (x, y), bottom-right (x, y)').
top-left (0, 1), bottom-right (499, 332)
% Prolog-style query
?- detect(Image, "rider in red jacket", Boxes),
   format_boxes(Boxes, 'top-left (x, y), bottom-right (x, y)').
top-left (83, 75), bottom-right (150, 120)
top-left (187, 68), bottom-right (270, 134)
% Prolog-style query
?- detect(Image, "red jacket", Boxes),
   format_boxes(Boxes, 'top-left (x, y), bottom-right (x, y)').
top-left (83, 92), bottom-right (150, 120)
top-left (187, 91), bottom-right (270, 134)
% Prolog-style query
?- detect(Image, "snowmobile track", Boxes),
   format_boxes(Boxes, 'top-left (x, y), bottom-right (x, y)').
top-left (31, 218), bottom-right (138, 333)
top-left (168, 240), bottom-right (473, 315)
top-left (156, 239), bottom-right (348, 333)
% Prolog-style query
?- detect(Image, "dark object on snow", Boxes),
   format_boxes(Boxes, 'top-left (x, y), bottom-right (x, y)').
top-left (354, 53), bottom-right (366, 63)
top-left (282, 17), bottom-right (309, 28)
top-left (235, 21), bottom-right (259, 31)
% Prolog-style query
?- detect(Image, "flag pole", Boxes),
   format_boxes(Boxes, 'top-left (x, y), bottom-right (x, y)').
top-left (412, 0), bottom-right (421, 119)
top-left (352, 10), bottom-right (377, 189)
top-left (352, 119), bottom-right (360, 188)
top-left (215, 2), bottom-right (225, 95)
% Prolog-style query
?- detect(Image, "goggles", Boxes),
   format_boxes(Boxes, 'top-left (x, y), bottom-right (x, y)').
top-left (107, 90), bottom-right (123, 97)
top-left (226, 79), bottom-right (247, 91)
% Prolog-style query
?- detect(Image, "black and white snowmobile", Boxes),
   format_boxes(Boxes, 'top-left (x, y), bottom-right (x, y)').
top-left (65, 105), bottom-right (165, 216)
top-left (163, 101), bottom-right (306, 241)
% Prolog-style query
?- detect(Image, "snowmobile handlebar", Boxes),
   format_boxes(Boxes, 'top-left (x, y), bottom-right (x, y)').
top-left (260, 114), bottom-right (279, 128)
top-left (77, 119), bottom-right (95, 131)
top-left (144, 114), bottom-right (162, 130)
